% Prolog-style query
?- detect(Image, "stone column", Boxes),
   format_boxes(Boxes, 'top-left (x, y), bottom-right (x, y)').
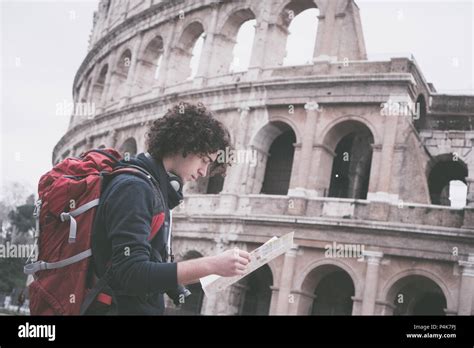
top-left (247, 7), bottom-right (270, 79)
top-left (201, 283), bottom-right (246, 315)
top-left (157, 18), bottom-right (179, 92)
top-left (275, 246), bottom-right (298, 314)
top-left (367, 110), bottom-right (399, 203)
top-left (312, 144), bottom-right (336, 197)
top-left (290, 290), bottom-right (316, 315)
top-left (465, 178), bottom-right (474, 207)
top-left (361, 251), bottom-right (383, 315)
top-left (121, 35), bottom-right (144, 105)
top-left (194, 3), bottom-right (219, 87)
top-left (222, 106), bottom-right (251, 194)
top-left (290, 101), bottom-right (320, 196)
top-left (457, 254), bottom-right (474, 315)
top-left (268, 286), bottom-right (280, 315)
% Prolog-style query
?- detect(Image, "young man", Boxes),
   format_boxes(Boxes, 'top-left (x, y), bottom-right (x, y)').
top-left (89, 102), bottom-right (251, 315)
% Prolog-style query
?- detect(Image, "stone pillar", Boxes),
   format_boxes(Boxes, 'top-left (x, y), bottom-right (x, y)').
top-left (222, 107), bottom-right (251, 194)
top-left (98, 57), bottom-right (113, 111)
top-left (290, 290), bottom-right (316, 315)
top-left (121, 35), bottom-right (144, 105)
top-left (367, 144), bottom-right (382, 194)
top-left (312, 144), bottom-right (336, 197)
top-left (275, 246), bottom-right (298, 314)
top-left (457, 254), bottom-right (474, 315)
top-left (104, 50), bottom-right (124, 104)
top-left (194, 3), bottom-right (219, 87)
top-left (465, 178), bottom-right (474, 207)
top-left (378, 116), bottom-right (397, 192)
top-left (289, 102), bottom-right (320, 196)
top-left (157, 19), bottom-right (179, 92)
top-left (268, 286), bottom-right (280, 315)
top-left (247, 7), bottom-right (270, 79)
top-left (367, 112), bottom-right (399, 203)
top-left (361, 251), bottom-right (383, 315)
top-left (201, 283), bottom-right (246, 315)
top-left (85, 70), bottom-right (96, 103)
top-left (246, 145), bottom-right (269, 194)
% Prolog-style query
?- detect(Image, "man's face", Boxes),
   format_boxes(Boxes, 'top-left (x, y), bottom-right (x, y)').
top-left (171, 152), bottom-right (218, 183)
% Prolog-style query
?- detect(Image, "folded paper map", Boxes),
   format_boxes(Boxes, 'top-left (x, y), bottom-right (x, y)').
top-left (200, 232), bottom-right (294, 296)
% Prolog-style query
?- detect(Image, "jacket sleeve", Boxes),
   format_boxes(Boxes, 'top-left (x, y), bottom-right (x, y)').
top-left (103, 177), bottom-right (178, 296)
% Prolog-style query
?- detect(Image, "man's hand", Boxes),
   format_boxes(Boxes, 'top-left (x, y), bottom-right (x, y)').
top-left (177, 248), bottom-right (251, 285)
top-left (212, 248), bottom-right (251, 277)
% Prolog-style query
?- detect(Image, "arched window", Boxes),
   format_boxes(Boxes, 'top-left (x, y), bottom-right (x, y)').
top-left (260, 129), bottom-right (296, 195)
top-left (283, 8), bottom-right (319, 66)
top-left (238, 265), bottom-right (273, 315)
top-left (120, 137), bottom-right (137, 158)
top-left (387, 275), bottom-right (447, 315)
top-left (189, 32), bottom-right (205, 79)
top-left (300, 264), bottom-right (355, 316)
top-left (81, 79), bottom-right (92, 103)
top-left (91, 64), bottom-right (108, 107)
top-left (229, 19), bottom-right (256, 73)
top-left (206, 175), bottom-right (224, 194)
top-left (110, 49), bottom-right (132, 101)
top-left (168, 22), bottom-right (205, 83)
top-left (325, 121), bottom-right (374, 199)
top-left (213, 9), bottom-right (256, 76)
top-left (427, 154), bottom-right (468, 207)
top-left (135, 36), bottom-right (164, 91)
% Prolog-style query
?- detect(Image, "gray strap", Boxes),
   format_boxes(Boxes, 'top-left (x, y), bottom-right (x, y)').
top-left (60, 198), bottom-right (100, 243)
top-left (167, 211), bottom-right (172, 262)
top-left (24, 249), bottom-right (92, 275)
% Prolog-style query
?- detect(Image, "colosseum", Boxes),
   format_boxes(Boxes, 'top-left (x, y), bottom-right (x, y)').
top-left (53, 0), bottom-right (474, 315)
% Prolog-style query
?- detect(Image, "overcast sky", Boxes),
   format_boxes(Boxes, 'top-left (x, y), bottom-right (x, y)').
top-left (1, 0), bottom-right (473, 204)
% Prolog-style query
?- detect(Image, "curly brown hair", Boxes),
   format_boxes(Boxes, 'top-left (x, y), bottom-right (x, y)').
top-left (146, 102), bottom-right (231, 176)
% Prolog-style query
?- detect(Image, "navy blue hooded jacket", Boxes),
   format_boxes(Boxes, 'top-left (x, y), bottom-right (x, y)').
top-left (89, 152), bottom-right (182, 315)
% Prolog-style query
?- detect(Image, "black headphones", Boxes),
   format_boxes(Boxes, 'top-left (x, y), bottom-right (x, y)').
top-left (167, 172), bottom-right (183, 193)
top-left (144, 151), bottom-right (184, 198)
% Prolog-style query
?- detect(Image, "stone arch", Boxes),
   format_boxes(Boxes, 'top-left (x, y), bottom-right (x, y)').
top-left (80, 78), bottom-right (92, 103)
top-left (249, 121), bottom-right (297, 195)
top-left (295, 258), bottom-right (362, 297)
top-left (182, 250), bottom-right (204, 260)
top-left (273, 0), bottom-right (322, 21)
top-left (212, 8), bottom-right (256, 75)
top-left (319, 115), bottom-right (380, 148)
top-left (320, 119), bottom-right (375, 199)
top-left (295, 260), bottom-right (359, 315)
top-left (283, 7), bottom-right (319, 66)
top-left (268, 0), bottom-right (319, 66)
top-left (109, 48), bottom-right (132, 101)
top-left (426, 153), bottom-right (468, 206)
top-left (91, 64), bottom-right (108, 107)
top-left (134, 35), bottom-right (164, 93)
top-left (168, 21), bottom-right (206, 84)
top-left (119, 137), bottom-right (137, 158)
top-left (381, 269), bottom-right (453, 315)
top-left (237, 264), bottom-right (273, 315)
top-left (206, 175), bottom-right (224, 194)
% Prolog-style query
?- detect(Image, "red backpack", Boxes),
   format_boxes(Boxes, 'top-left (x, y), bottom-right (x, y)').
top-left (24, 148), bottom-right (166, 315)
